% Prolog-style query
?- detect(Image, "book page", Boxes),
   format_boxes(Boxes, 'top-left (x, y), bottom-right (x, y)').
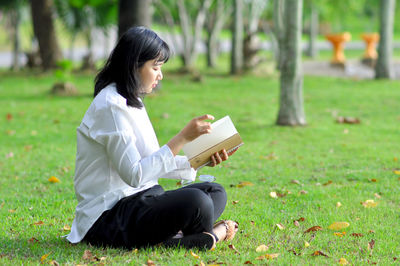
top-left (182, 116), bottom-right (238, 159)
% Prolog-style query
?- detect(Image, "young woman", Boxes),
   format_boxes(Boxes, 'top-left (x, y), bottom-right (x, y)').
top-left (66, 27), bottom-right (238, 250)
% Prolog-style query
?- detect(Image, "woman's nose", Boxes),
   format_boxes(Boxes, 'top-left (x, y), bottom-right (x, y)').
top-left (158, 70), bottom-right (163, 80)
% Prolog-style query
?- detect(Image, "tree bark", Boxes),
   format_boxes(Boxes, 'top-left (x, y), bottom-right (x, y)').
top-left (276, 0), bottom-right (306, 126)
top-left (230, 0), bottom-right (244, 74)
top-left (306, 2), bottom-right (319, 58)
top-left (30, 0), bottom-right (62, 70)
top-left (9, 8), bottom-right (21, 71)
top-left (375, 0), bottom-right (395, 79)
top-left (206, 0), bottom-right (231, 68)
top-left (118, 0), bottom-right (152, 40)
top-left (273, 0), bottom-right (285, 70)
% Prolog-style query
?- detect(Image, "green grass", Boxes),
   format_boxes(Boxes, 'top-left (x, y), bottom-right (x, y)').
top-left (0, 61), bottom-right (400, 265)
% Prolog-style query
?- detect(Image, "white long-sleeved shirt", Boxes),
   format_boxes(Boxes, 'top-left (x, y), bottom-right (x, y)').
top-left (66, 84), bottom-right (196, 243)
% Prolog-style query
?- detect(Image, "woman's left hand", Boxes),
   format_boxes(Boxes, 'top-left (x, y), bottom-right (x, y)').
top-left (208, 148), bottom-right (238, 167)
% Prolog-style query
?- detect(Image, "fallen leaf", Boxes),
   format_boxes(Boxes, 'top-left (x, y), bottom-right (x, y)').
top-left (336, 202), bottom-right (342, 207)
top-left (323, 180), bottom-right (333, 186)
top-left (361, 199), bottom-right (378, 208)
top-left (40, 253), bottom-right (50, 263)
top-left (299, 190), bottom-right (308, 194)
top-left (28, 237), bottom-right (39, 243)
top-left (328, 222), bottom-right (350, 230)
top-left (350, 233), bottom-right (364, 237)
top-left (147, 259), bottom-right (155, 266)
top-left (232, 200), bottom-right (239, 205)
top-left (0, 202), bottom-right (4, 208)
top-left (295, 217), bottom-right (305, 222)
top-left (368, 239), bottom-right (375, 250)
top-left (50, 260), bottom-right (59, 266)
top-left (374, 193), bottom-right (381, 199)
top-left (276, 223), bottom-right (285, 230)
top-left (294, 220), bottom-right (300, 227)
top-left (228, 244), bottom-right (240, 254)
top-left (336, 117), bottom-right (361, 124)
top-left (394, 157), bottom-right (398, 162)
top-left (311, 250), bottom-right (329, 257)
top-left (32, 221), bottom-right (44, 226)
top-left (256, 244), bottom-right (269, 252)
top-left (304, 226), bottom-right (323, 233)
top-left (304, 241), bottom-right (310, 248)
top-left (334, 232), bottom-right (345, 237)
top-left (162, 113), bottom-right (170, 119)
top-left (343, 128), bottom-right (349, 134)
top-left (6, 113), bottom-right (13, 121)
top-left (269, 192), bottom-right (278, 198)
top-left (369, 178), bottom-right (377, 182)
top-left (48, 176), bottom-right (60, 183)
top-left (63, 225), bottom-right (71, 231)
top-left (394, 170), bottom-right (400, 175)
top-left (237, 181), bottom-right (254, 188)
top-left (339, 258), bottom-right (349, 265)
top-left (190, 250), bottom-right (200, 259)
top-left (8, 209), bottom-right (16, 213)
top-left (82, 250), bottom-right (94, 261)
top-left (244, 261), bottom-right (253, 264)
top-left (290, 179), bottom-right (301, 185)
top-left (255, 253), bottom-right (279, 260)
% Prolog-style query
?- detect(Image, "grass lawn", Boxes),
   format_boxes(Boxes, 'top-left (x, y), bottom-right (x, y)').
top-left (0, 63), bottom-right (399, 265)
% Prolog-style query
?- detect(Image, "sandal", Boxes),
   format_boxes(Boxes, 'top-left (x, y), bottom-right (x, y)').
top-left (162, 232), bottom-right (216, 250)
top-left (213, 220), bottom-right (239, 241)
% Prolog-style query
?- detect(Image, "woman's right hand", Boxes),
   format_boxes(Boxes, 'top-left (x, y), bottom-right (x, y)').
top-left (167, 114), bottom-right (214, 156)
top-left (178, 114), bottom-right (215, 142)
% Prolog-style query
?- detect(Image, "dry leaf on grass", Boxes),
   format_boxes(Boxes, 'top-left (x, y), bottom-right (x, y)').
top-left (336, 202), bottom-right (342, 207)
top-left (328, 222), bottom-right (350, 230)
top-left (276, 223), bottom-right (285, 230)
top-left (63, 225), bottom-right (71, 231)
top-left (361, 199), bottom-right (378, 208)
top-left (228, 244), bottom-right (240, 254)
top-left (232, 200), bottom-right (239, 205)
top-left (32, 221), bottom-right (44, 226)
top-left (339, 258), bottom-right (349, 265)
top-left (48, 176), bottom-right (60, 183)
top-left (350, 233), bottom-right (364, 237)
top-left (336, 117), bottom-right (361, 124)
top-left (147, 259), bottom-right (156, 266)
top-left (368, 239), bottom-right (375, 250)
top-left (393, 170), bottom-right (400, 175)
top-left (311, 250), bottom-right (329, 257)
top-left (256, 244), bottom-right (269, 252)
top-left (190, 251), bottom-right (200, 259)
top-left (304, 226), bottom-right (323, 233)
top-left (236, 181), bottom-right (254, 188)
top-left (28, 237), bottom-right (39, 243)
top-left (40, 253), bottom-right (50, 263)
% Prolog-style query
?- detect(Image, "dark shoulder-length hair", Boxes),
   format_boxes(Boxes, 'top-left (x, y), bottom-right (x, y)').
top-left (94, 26), bottom-right (170, 108)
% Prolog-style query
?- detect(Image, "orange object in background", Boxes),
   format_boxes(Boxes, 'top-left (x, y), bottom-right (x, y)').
top-left (325, 32), bottom-right (352, 67)
top-left (361, 33), bottom-right (379, 59)
top-left (361, 33), bottom-right (379, 67)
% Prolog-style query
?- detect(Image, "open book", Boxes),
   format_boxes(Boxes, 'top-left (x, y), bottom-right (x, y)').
top-left (182, 116), bottom-right (243, 169)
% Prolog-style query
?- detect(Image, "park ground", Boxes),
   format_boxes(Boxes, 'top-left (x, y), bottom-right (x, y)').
top-left (0, 58), bottom-right (400, 265)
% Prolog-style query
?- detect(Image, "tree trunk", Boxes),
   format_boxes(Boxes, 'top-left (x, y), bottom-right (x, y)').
top-left (118, 0), bottom-right (152, 40)
top-left (276, 0), bottom-right (306, 126)
top-left (306, 3), bottom-right (319, 58)
top-left (375, 0), bottom-right (395, 79)
top-left (273, 0), bottom-right (285, 70)
top-left (10, 8), bottom-right (21, 71)
top-left (206, 0), bottom-right (230, 68)
top-left (230, 0), bottom-right (243, 74)
top-left (30, 0), bottom-right (62, 70)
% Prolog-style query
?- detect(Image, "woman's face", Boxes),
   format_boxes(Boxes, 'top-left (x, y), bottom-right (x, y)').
top-left (139, 59), bottom-right (164, 94)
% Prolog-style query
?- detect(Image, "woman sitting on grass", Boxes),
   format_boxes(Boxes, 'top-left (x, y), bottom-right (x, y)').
top-left (66, 26), bottom-right (238, 250)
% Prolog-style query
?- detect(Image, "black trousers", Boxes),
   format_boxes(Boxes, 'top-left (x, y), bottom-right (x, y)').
top-left (83, 182), bottom-right (227, 249)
